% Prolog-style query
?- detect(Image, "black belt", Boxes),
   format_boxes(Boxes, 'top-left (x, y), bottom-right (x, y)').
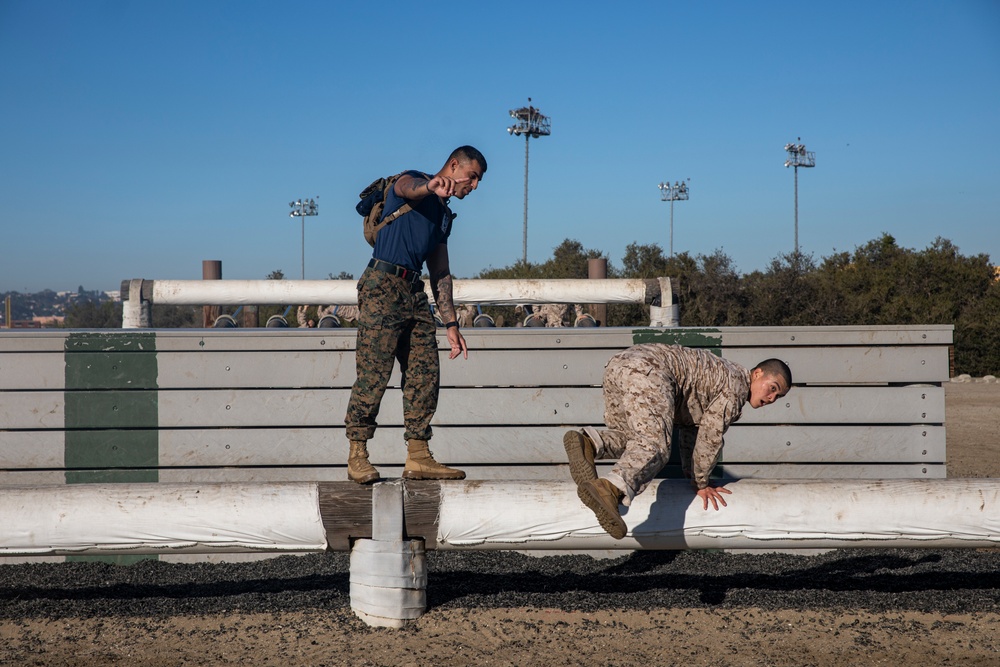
top-left (368, 258), bottom-right (421, 284)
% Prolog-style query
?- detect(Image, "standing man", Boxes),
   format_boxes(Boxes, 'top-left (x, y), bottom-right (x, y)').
top-left (345, 146), bottom-right (487, 484)
top-left (563, 344), bottom-right (791, 538)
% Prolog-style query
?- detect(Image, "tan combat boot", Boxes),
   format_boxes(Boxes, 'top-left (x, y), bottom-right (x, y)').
top-left (347, 441), bottom-right (380, 484)
top-left (402, 440), bottom-right (466, 480)
top-left (579, 478), bottom-right (627, 539)
top-left (563, 430), bottom-right (597, 487)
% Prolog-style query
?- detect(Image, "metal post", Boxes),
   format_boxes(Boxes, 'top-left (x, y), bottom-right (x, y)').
top-left (588, 258), bottom-right (608, 327)
top-left (289, 198), bottom-right (319, 280)
top-left (522, 135), bottom-right (529, 264)
top-left (659, 180), bottom-right (689, 258)
top-left (794, 165), bottom-right (799, 255)
top-left (202, 260), bottom-right (222, 328)
top-left (784, 140), bottom-right (815, 255)
top-left (670, 197), bottom-right (675, 258)
top-left (508, 99), bottom-right (550, 265)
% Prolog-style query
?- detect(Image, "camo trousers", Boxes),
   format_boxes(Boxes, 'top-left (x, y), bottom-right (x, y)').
top-left (591, 352), bottom-right (683, 506)
top-left (344, 267), bottom-right (439, 443)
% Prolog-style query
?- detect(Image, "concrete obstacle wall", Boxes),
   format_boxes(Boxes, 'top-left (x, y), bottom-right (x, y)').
top-left (0, 324), bottom-right (953, 487)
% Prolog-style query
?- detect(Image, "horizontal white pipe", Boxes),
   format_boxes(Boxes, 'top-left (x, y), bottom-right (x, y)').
top-left (0, 483), bottom-right (327, 556)
top-left (141, 279), bottom-right (653, 306)
top-left (435, 479), bottom-right (1000, 550)
top-left (449, 279), bottom-right (652, 305)
top-left (151, 280), bottom-right (360, 306)
top-left (6, 479), bottom-right (998, 556)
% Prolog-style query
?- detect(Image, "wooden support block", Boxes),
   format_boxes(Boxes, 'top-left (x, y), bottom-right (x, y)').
top-left (318, 480), bottom-right (442, 551)
top-left (318, 482), bottom-right (372, 551)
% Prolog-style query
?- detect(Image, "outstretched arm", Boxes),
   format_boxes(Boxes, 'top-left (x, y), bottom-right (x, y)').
top-left (395, 172), bottom-right (470, 201)
top-left (427, 243), bottom-right (468, 360)
top-left (687, 396), bottom-right (742, 510)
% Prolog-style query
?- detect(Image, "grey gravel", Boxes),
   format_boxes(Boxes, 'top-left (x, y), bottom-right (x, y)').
top-left (1, 548), bottom-right (998, 619)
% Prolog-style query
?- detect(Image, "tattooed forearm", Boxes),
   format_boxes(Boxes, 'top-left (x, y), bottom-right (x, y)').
top-left (395, 176), bottom-right (433, 200)
top-left (431, 272), bottom-right (457, 323)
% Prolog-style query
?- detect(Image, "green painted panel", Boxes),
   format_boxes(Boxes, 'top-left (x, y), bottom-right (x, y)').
top-left (631, 328), bottom-right (723, 354)
top-left (65, 332), bottom-right (158, 353)
top-left (64, 391), bottom-right (157, 429)
top-left (64, 431), bottom-right (159, 469)
top-left (65, 352), bottom-right (158, 390)
top-left (65, 332), bottom-right (158, 484)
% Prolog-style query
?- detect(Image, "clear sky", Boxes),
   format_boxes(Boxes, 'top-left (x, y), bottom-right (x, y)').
top-left (2, 0), bottom-right (998, 294)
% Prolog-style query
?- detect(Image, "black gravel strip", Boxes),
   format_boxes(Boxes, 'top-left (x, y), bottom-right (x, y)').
top-left (1, 548), bottom-right (998, 620)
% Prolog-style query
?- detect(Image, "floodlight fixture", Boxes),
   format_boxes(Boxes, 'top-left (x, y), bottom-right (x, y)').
top-left (784, 138), bottom-right (815, 254)
top-left (658, 179), bottom-right (690, 257)
top-left (289, 197), bottom-right (319, 280)
top-left (507, 98), bottom-right (551, 264)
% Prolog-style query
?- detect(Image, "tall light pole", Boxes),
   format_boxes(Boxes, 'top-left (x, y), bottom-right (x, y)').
top-left (657, 179), bottom-right (690, 257)
top-left (289, 197), bottom-right (318, 280)
top-left (784, 139), bottom-right (815, 254)
top-left (507, 98), bottom-right (551, 264)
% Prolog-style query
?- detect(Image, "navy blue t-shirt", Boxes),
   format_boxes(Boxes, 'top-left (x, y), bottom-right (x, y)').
top-left (373, 170), bottom-right (453, 271)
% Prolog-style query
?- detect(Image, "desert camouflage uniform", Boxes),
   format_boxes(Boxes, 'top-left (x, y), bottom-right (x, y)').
top-left (585, 344), bottom-right (751, 505)
top-left (344, 268), bottom-right (439, 442)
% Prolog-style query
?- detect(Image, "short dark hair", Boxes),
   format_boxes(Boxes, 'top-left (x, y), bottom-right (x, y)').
top-left (448, 145), bottom-right (487, 174)
top-left (753, 358), bottom-right (792, 388)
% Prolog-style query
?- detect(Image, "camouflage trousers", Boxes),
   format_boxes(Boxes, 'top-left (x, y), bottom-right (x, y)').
top-left (344, 267), bottom-right (439, 443)
top-left (588, 351), bottom-right (689, 505)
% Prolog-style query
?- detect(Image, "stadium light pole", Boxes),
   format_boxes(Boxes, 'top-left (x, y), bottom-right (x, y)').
top-left (784, 139), bottom-right (815, 254)
top-left (657, 179), bottom-right (690, 258)
top-left (507, 98), bottom-right (551, 264)
top-left (289, 197), bottom-right (319, 280)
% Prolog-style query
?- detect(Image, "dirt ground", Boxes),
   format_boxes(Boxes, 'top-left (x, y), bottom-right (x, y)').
top-left (2, 382), bottom-right (998, 666)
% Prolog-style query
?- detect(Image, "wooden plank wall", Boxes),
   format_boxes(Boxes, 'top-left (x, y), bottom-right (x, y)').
top-left (0, 325), bottom-right (952, 488)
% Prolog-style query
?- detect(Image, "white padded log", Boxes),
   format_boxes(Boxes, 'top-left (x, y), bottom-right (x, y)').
top-left (434, 479), bottom-right (1000, 550)
top-left (0, 483), bottom-right (326, 555)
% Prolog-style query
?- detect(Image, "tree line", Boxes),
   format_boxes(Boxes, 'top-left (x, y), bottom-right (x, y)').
top-left (65, 233), bottom-right (999, 376)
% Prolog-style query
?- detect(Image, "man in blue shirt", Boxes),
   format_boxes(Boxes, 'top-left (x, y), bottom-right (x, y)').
top-left (345, 146), bottom-right (487, 484)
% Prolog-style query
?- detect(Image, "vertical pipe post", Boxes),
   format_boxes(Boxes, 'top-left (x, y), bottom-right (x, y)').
top-left (670, 197), bottom-right (675, 257)
top-left (588, 258), bottom-right (608, 327)
top-left (350, 480), bottom-right (427, 627)
top-left (202, 260), bottom-right (222, 328)
top-left (121, 279), bottom-right (151, 328)
top-left (794, 165), bottom-right (799, 255)
top-left (522, 135), bottom-right (529, 264)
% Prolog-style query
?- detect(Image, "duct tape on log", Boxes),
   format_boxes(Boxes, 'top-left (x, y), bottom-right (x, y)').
top-left (350, 480), bottom-right (428, 628)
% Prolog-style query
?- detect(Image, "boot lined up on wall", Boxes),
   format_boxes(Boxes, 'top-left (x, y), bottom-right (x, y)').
top-left (402, 439), bottom-right (466, 480)
top-left (348, 440), bottom-right (380, 484)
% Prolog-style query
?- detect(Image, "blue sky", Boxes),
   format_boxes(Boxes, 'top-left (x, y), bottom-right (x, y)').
top-left (2, 0), bottom-right (998, 293)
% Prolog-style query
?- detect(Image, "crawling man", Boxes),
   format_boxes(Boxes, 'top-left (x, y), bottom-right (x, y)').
top-left (564, 344), bottom-right (792, 539)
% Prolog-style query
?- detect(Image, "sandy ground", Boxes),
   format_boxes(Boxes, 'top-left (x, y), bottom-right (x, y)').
top-left (1, 382), bottom-right (998, 666)
top-left (4, 607), bottom-right (1000, 667)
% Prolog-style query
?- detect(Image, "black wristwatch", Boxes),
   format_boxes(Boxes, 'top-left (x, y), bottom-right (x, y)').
top-left (445, 321), bottom-right (459, 329)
